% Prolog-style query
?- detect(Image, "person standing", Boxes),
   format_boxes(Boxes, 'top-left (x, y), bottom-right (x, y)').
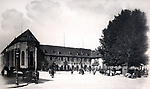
top-left (51, 62), bottom-right (56, 78)
top-left (51, 69), bottom-right (54, 78)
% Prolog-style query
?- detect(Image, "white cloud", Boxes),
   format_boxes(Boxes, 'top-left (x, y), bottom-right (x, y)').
top-left (2, 9), bottom-right (31, 34)
top-left (2, 9), bottom-right (23, 32)
top-left (0, 9), bottom-right (32, 52)
top-left (67, 0), bottom-right (122, 18)
top-left (26, 0), bottom-right (62, 25)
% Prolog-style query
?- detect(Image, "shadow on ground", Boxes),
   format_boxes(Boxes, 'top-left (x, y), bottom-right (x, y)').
top-left (1, 75), bottom-right (53, 88)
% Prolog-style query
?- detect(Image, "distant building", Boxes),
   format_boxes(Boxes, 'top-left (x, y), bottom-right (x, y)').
top-left (1, 29), bottom-right (101, 71)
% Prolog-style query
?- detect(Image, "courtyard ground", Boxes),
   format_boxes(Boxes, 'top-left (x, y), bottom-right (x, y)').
top-left (0, 70), bottom-right (150, 89)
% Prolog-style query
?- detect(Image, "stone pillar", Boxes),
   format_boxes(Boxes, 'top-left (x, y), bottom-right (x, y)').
top-left (35, 47), bottom-right (37, 71)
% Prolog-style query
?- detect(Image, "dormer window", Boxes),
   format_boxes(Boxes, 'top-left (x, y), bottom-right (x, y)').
top-left (85, 54), bottom-right (89, 56)
top-left (81, 52), bottom-right (84, 55)
top-left (69, 52), bottom-right (72, 54)
top-left (58, 52), bottom-right (62, 54)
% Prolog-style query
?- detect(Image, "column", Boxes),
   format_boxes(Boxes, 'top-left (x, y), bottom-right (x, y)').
top-left (35, 47), bottom-right (37, 71)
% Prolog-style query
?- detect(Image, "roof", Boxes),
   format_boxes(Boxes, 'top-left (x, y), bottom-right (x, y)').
top-left (91, 50), bottom-right (102, 58)
top-left (39, 45), bottom-right (91, 58)
top-left (1, 29), bottom-right (39, 54)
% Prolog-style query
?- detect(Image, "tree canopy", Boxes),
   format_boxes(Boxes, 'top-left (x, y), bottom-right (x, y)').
top-left (99, 9), bottom-right (149, 67)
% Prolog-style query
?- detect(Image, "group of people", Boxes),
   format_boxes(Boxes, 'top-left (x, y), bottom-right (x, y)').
top-left (70, 66), bottom-right (97, 75)
top-left (49, 69), bottom-right (55, 78)
top-left (48, 62), bottom-right (56, 78)
top-left (48, 62), bottom-right (99, 77)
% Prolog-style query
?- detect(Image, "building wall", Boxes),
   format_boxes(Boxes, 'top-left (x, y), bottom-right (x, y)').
top-left (1, 42), bottom-right (102, 71)
top-left (43, 55), bottom-right (91, 71)
top-left (38, 45), bottom-right (95, 71)
top-left (1, 42), bottom-right (38, 70)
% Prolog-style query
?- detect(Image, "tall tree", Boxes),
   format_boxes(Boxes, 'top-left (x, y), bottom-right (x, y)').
top-left (99, 9), bottom-right (149, 67)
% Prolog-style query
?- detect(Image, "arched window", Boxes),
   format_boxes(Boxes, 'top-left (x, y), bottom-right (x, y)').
top-left (21, 51), bottom-right (25, 65)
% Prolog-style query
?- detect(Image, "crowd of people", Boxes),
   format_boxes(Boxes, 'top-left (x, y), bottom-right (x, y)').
top-left (48, 62), bottom-right (100, 77)
top-left (48, 62), bottom-right (149, 79)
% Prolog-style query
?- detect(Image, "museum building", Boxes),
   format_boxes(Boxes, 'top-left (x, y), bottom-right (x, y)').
top-left (1, 29), bottom-right (101, 71)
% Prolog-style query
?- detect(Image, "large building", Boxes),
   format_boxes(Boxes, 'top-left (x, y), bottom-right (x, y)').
top-left (1, 29), bottom-right (101, 71)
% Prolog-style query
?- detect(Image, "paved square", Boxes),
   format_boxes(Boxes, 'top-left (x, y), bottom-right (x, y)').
top-left (2, 71), bottom-right (149, 89)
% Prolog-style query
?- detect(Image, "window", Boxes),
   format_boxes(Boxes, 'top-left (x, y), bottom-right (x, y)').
top-left (21, 51), bottom-right (25, 65)
top-left (86, 54), bottom-right (89, 56)
top-left (81, 52), bottom-right (84, 55)
top-left (58, 52), bottom-right (62, 54)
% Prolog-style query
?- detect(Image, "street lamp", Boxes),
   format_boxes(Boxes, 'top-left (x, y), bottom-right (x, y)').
top-left (15, 48), bottom-right (19, 85)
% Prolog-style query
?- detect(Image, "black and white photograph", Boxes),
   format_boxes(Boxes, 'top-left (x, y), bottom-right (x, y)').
top-left (0, 0), bottom-right (150, 89)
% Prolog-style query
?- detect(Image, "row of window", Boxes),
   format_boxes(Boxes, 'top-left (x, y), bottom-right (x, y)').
top-left (45, 50), bottom-right (90, 56)
top-left (47, 57), bottom-right (90, 62)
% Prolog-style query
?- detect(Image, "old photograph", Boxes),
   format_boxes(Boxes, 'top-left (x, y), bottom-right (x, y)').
top-left (0, 0), bottom-right (150, 89)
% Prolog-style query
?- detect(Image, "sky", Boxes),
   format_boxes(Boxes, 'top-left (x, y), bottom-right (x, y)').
top-left (0, 0), bottom-right (150, 54)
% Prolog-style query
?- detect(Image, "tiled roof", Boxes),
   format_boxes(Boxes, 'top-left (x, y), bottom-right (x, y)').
top-left (39, 45), bottom-right (91, 58)
top-left (1, 29), bottom-right (39, 53)
top-left (91, 50), bottom-right (102, 58)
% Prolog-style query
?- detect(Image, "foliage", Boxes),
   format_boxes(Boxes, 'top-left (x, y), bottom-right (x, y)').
top-left (99, 9), bottom-right (149, 67)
